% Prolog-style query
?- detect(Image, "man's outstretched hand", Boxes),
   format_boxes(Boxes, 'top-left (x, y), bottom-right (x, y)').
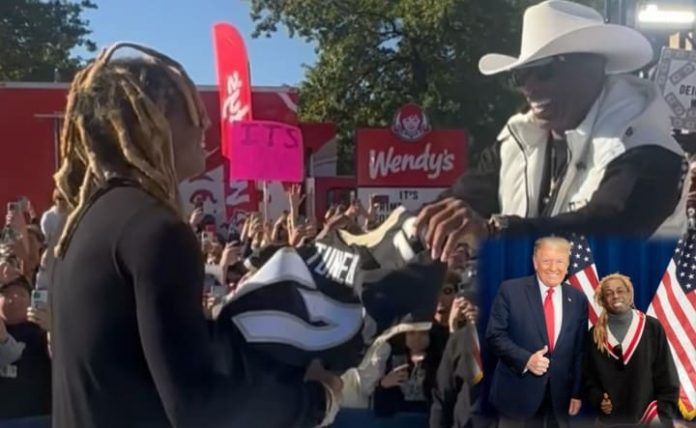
top-left (415, 197), bottom-right (487, 262)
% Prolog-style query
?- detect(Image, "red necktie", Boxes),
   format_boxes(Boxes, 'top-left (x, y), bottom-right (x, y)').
top-left (544, 288), bottom-right (555, 352)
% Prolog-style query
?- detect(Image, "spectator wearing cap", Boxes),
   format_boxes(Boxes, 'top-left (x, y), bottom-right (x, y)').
top-left (0, 275), bottom-right (51, 421)
top-left (0, 253), bottom-right (26, 367)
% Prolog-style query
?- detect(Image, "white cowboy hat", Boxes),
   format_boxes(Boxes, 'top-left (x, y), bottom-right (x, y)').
top-left (479, 0), bottom-right (654, 76)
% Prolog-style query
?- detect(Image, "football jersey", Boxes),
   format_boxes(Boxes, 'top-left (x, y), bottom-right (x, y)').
top-left (215, 207), bottom-right (446, 370)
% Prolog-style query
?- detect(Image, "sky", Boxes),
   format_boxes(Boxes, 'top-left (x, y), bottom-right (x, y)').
top-left (74, 0), bottom-right (316, 86)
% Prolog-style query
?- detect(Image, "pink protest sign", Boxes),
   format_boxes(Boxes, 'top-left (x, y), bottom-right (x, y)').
top-left (229, 120), bottom-right (304, 182)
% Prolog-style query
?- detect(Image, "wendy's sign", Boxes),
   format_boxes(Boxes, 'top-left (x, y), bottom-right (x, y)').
top-left (357, 104), bottom-right (467, 187)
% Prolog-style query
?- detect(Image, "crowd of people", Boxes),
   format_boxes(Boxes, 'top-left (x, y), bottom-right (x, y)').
top-left (1, 0), bottom-right (695, 426)
top-left (0, 191), bottom-right (688, 428)
top-left (0, 197), bottom-right (52, 421)
top-left (0, 181), bottom-right (481, 426)
top-left (189, 181), bottom-right (484, 426)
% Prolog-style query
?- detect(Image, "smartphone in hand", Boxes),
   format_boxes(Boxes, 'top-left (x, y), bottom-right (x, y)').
top-left (7, 202), bottom-right (20, 215)
top-left (201, 231), bottom-right (213, 247)
top-left (31, 290), bottom-right (49, 310)
top-left (18, 197), bottom-right (29, 213)
top-left (210, 284), bottom-right (227, 300)
top-left (391, 354), bottom-right (408, 369)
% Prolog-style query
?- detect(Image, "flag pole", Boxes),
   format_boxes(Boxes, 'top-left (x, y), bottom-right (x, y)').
top-left (688, 159), bottom-right (695, 230)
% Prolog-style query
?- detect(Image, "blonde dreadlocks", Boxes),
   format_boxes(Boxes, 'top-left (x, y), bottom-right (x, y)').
top-left (54, 42), bottom-right (209, 257)
top-left (592, 273), bottom-right (635, 354)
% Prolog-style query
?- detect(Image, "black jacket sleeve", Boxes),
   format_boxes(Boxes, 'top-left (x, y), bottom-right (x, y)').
top-left (119, 213), bottom-right (326, 428)
top-left (485, 282), bottom-right (533, 374)
top-left (572, 296), bottom-right (589, 399)
top-left (430, 330), bottom-right (457, 428)
top-left (503, 146), bottom-right (685, 236)
top-left (583, 329), bottom-right (606, 411)
top-left (441, 141), bottom-right (501, 218)
top-left (651, 320), bottom-right (681, 426)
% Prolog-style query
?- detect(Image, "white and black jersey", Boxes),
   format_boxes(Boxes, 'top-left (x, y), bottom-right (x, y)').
top-left (215, 207), bottom-right (446, 371)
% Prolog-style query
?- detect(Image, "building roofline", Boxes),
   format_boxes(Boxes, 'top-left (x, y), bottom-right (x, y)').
top-left (0, 81), bottom-right (297, 92)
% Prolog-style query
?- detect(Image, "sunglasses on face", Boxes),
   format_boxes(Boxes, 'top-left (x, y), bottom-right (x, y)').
top-left (509, 55), bottom-right (567, 88)
top-left (442, 287), bottom-right (455, 295)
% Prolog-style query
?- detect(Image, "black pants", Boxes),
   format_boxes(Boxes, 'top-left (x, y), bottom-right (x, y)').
top-left (525, 384), bottom-right (559, 428)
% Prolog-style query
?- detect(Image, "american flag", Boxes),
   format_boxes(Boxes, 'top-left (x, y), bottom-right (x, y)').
top-left (646, 228), bottom-right (696, 420)
top-left (567, 236), bottom-right (602, 326)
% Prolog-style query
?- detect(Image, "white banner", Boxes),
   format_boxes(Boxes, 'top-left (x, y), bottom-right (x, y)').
top-left (655, 47), bottom-right (696, 131)
top-left (357, 187), bottom-right (445, 223)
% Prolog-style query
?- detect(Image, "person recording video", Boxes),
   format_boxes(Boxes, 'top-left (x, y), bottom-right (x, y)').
top-left (2, 197), bottom-right (44, 284)
top-left (0, 274), bottom-right (51, 421)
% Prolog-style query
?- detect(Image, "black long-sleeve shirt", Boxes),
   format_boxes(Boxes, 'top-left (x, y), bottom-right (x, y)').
top-left (51, 181), bottom-right (325, 428)
top-left (444, 144), bottom-right (685, 236)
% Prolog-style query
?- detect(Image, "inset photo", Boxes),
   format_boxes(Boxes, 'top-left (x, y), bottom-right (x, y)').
top-left (472, 234), bottom-right (695, 427)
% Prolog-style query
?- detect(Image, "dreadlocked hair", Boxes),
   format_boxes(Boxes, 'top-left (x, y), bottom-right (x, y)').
top-left (592, 273), bottom-right (635, 354)
top-left (54, 42), bottom-right (209, 257)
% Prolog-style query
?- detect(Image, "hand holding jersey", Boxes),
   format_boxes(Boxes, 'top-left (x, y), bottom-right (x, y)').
top-left (415, 198), bottom-right (487, 263)
top-left (214, 206), bottom-right (447, 371)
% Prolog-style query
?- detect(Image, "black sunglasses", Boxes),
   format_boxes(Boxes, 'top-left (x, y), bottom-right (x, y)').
top-left (509, 55), bottom-right (567, 87)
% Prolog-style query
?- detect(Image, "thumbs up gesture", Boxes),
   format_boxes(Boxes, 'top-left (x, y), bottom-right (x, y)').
top-left (600, 392), bottom-right (612, 415)
top-left (526, 345), bottom-right (550, 376)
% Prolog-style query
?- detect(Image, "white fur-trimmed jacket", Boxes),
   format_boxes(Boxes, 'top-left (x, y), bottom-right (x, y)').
top-left (447, 75), bottom-right (688, 237)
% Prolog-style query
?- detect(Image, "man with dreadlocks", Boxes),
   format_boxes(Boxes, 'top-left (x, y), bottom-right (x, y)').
top-left (583, 273), bottom-right (680, 427)
top-left (50, 43), bottom-right (333, 428)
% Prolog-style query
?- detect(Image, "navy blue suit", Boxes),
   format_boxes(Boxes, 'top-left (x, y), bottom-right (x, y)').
top-left (485, 276), bottom-right (588, 420)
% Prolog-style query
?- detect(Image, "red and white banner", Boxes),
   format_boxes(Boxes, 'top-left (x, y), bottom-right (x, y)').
top-left (212, 23), bottom-right (259, 224)
top-left (356, 104), bottom-right (467, 187)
